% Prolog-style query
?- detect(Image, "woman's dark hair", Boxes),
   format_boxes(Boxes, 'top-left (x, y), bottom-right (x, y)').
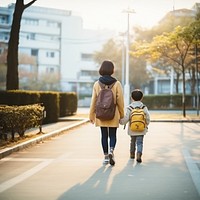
top-left (99, 60), bottom-right (114, 76)
top-left (131, 89), bottom-right (143, 101)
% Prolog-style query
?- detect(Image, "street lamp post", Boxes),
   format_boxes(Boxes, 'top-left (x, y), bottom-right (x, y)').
top-left (123, 8), bottom-right (135, 106)
top-left (119, 32), bottom-right (126, 87)
top-left (195, 43), bottom-right (199, 116)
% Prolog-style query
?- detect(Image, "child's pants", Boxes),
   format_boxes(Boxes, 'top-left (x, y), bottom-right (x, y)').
top-left (130, 135), bottom-right (144, 153)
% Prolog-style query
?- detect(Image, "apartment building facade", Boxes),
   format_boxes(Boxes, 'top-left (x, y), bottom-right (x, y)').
top-left (0, 4), bottom-right (114, 99)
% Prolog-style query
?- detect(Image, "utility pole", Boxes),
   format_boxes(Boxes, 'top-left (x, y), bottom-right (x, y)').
top-left (195, 43), bottom-right (199, 116)
top-left (123, 8), bottom-right (135, 106)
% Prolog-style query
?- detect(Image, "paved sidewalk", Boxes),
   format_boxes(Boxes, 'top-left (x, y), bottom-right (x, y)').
top-left (0, 116), bottom-right (89, 159)
top-left (0, 108), bottom-right (199, 159)
top-left (0, 121), bottom-right (199, 200)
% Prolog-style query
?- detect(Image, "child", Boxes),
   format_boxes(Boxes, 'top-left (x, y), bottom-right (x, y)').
top-left (120, 89), bottom-right (150, 163)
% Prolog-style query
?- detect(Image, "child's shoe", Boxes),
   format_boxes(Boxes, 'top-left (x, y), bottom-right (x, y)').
top-left (136, 152), bottom-right (142, 163)
top-left (130, 152), bottom-right (135, 159)
top-left (103, 154), bottom-right (109, 165)
top-left (109, 152), bottom-right (115, 166)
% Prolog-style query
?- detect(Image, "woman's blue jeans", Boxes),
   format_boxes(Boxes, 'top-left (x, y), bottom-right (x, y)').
top-left (100, 127), bottom-right (117, 154)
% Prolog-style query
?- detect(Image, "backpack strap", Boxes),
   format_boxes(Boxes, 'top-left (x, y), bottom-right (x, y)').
top-left (108, 82), bottom-right (116, 89)
top-left (98, 81), bottom-right (116, 89)
top-left (127, 105), bottom-right (133, 112)
top-left (98, 81), bottom-right (105, 89)
top-left (128, 105), bottom-right (145, 111)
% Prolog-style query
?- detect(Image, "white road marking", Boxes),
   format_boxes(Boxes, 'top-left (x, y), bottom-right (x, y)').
top-left (0, 158), bottom-right (51, 162)
top-left (0, 152), bottom-right (90, 193)
top-left (0, 159), bottom-right (53, 193)
top-left (182, 148), bottom-right (200, 197)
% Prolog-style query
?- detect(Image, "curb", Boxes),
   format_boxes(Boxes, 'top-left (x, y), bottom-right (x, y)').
top-left (0, 119), bottom-right (89, 159)
top-left (150, 119), bottom-right (200, 123)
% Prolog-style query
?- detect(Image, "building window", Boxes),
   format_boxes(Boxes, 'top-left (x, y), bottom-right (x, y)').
top-left (31, 49), bottom-right (38, 56)
top-left (47, 21), bottom-right (59, 28)
top-left (27, 33), bottom-right (35, 40)
top-left (22, 18), bottom-right (39, 26)
top-left (46, 52), bottom-right (55, 58)
top-left (81, 53), bottom-right (93, 61)
top-left (0, 33), bottom-right (9, 41)
top-left (46, 67), bottom-right (55, 73)
top-left (49, 67), bottom-right (54, 73)
top-left (0, 15), bottom-right (8, 24)
top-left (158, 80), bottom-right (170, 94)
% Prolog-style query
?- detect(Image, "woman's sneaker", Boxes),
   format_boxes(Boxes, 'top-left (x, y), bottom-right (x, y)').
top-left (109, 153), bottom-right (115, 166)
top-left (103, 154), bottom-right (109, 165)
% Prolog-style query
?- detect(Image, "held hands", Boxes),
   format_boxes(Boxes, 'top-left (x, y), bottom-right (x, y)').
top-left (119, 118), bottom-right (123, 125)
top-left (90, 119), bottom-right (95, 124)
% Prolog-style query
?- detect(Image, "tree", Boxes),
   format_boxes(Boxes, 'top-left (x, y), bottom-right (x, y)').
top-left (20, 73), bottom-right (61, 91)
top-left (0, 50), bottom-right (7, 90)
top-left (94, 39), bottom-right (150, 89)
top-left (94, 39), bottom-right (122, 80)
top-left (6, 0), bottom-right (37, 90)
top-left (134, 9), bottom-right (194, 43)
top-left (132, 11), bottom-right (195, 93)
top-left (132, 25), bottom-right (200, 117)
top-left (128, 53), bottom-right (150, 89)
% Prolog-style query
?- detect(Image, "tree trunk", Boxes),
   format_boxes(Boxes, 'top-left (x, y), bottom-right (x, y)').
top-left (6, 0), bottom-right (37, 90)
top-left (190, 66), bottom-right (196, 94)
top-left (6, 1), bottom-right (23, 90)
top-left (175, 72), bottom-right (180, 93)
top-left (182, 65), bottom-right (186, 117)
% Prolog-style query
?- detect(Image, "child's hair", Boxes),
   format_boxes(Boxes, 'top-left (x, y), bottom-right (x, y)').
top-left (131, 89), bottom-right (143, 101)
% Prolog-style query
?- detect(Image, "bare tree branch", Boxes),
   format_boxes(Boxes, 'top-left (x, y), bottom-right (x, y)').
top-left (24, 0), bottom-right (37, 9)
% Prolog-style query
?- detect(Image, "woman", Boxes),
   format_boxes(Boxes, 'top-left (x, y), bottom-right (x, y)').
top-left (89, 60), bottom-right (124, 165)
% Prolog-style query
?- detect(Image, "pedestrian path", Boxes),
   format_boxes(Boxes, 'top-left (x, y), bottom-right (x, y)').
top-left (0, 116), bottom-right (89, 159)
top-left (0, 122), bottom-right (199, 200)
top-left (0, 108), bottom-right (199, 159)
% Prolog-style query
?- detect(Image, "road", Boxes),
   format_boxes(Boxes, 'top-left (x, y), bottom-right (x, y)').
top-left (0, 122), bottom-right (199, 200)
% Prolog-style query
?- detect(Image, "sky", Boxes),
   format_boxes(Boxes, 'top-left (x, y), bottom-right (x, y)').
top-left (1, 0), bottom-right (199, 32)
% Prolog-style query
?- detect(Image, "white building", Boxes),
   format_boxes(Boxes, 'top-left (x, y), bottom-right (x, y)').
top-left (0, 4), bottom-right (115, 104)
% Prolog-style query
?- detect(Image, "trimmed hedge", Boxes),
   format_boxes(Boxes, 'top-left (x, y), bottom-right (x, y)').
top-left (0, 90), bottom-right (78, 124)
top-left (39, 91), bottom-right (59, 124)
top-left (142, 94), bottom-right (196, 109)
top-left (60, 92), bottom-right (77, 117)
top-left (0, 104), bottom-right (44, 140)
top-left (0, 90), bottom-right (40, 105)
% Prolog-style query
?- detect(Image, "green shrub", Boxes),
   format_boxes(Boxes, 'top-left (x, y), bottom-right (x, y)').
top-left (143, 94), bottom-right (195, 109)
top-left (0, 90), bottom-right (40, 105)
top-left (39, 91), bottom-right (60, 124)
top-left (60, 92), bottom-right (77, 117)
top-left (0, 104), bottom-right (44, 140)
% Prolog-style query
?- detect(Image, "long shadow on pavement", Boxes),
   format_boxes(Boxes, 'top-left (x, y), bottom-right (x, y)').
top-left (57, 165), bottom-right (112, 200)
